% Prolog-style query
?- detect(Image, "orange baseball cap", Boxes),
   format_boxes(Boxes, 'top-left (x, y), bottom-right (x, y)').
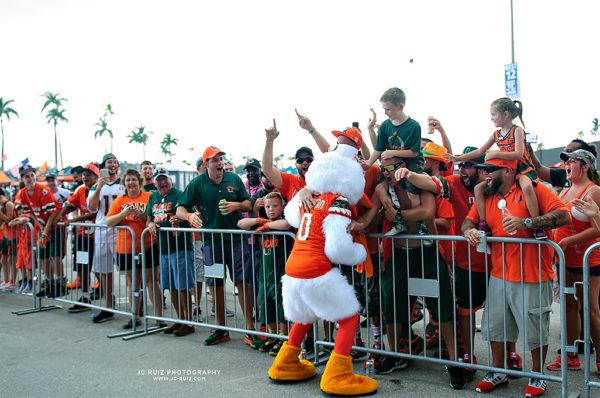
top-left (83, 163), bottom-right (100, 176)
top-left (422, 142), bottom-right (448, 162)
top-left (202, 146), bottom-right (226, 163)
top-left (332, 127), bottom-right (363, 149)
top-left (474, 158), bottom-right (519, 171)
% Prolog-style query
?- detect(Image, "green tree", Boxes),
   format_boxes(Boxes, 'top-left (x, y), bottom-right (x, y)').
top-left (159, 133), bottom-right (178, 163)
top-left (128, 126), bottom-right (152, 160)
top-left (591, 118), bottom-right (599, 136)
top-left (0, 98), bottom-right (18, 171)
top-left (94, 103), bottom-right (115, 153)
top-left (41, 92), bottom-right (68, 168)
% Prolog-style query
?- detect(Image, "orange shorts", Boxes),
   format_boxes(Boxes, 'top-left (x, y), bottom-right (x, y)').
top-left (16, 246), bottom-right (32, 270)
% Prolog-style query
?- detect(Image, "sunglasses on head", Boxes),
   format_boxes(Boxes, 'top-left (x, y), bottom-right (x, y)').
top-left (458, 162), bottom-right (475, 169)
top-left (296, 157), bottom-right (314, 164)
top-left (382, 163), bottom-right (404, 172)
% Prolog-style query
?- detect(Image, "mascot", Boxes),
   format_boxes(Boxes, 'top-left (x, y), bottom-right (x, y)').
top-left (268, 127), bottom-right (377, 396)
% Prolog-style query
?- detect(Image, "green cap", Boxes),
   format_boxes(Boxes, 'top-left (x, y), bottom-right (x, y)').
top-left (102, 153), bottom-right (116, 163)
top-left (462, 146), bottom-right (485, 164)
top-left (45, 173), bottom-right (58, 180)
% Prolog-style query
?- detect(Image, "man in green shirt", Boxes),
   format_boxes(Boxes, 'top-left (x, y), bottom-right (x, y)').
top-left (176, 146), bottom-right (254, 346)
top-left (146, 167), bottom-right (195, 336)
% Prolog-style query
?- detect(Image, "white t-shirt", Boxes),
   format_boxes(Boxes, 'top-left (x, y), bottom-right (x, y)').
top-left (53, 187), bottom-right (72, 207)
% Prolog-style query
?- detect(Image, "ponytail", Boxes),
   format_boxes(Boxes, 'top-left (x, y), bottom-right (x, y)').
top-left (491, 97), bottom-right (525, 128)
top-left (513, 100), bottom-right (525, 129)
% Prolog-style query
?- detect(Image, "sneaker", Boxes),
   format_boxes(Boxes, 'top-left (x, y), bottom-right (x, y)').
top-left (462, 353), bottom-right (478, 383)
top-left (164, 323), bottom-right (183, 334)
top-left (546, 354), bottom-right (581, 371)
top-left (0, 281), bottom-right (7, 289)
top-left (174, 324), bottom-right (195, 337)
top-left (402, 334), bottom-right (424, 356)
top-left (350, 339), bottom-right (368, 361)
top-left (16, 281), bottom-right (27, 293)
top-left (416, 220), bottom-right (433, 246)
top-left (258, 324), bottom-right (267, 342)
top-left (204, 330), bottom-right (230, 345)
top-left (524, 377), bottom-right (547, 397)
top-left (447, 366), bottom-right (466, 390)
top-left (68, 297), bottom-right (92, 313)
top-left (22, 282), bottom-right (32, 293)
top-left (507, 352), bottom-right (523, 378)
top-left (210, 308), bottom-right (235, 317)
top-left (4, 282), bottom-right (16, 291)
top-left (92, 310), bottom-right (114, 323)
top-left (123, 318), bottom-right (141, 329)
top-left (66, 278), bottom-right (81, 288)
top-left (384, 221), bottom-right (407, 236)
top-left (259, 337), bottom-right (279, 353)
top-left (269, 339), bottom-right (285, 356)
top-left (533, 229), bottom-right (547, 240)
top-left (156, 320), bottom-right (168, 328)
top-left (475, 372), bottom-right (509, 393)
top-left (374, 355), bottom-right (408, 375)
top-left (364, 343), bottom-right (384, 370)
top-left (244, 333), bottom-right (261, 349)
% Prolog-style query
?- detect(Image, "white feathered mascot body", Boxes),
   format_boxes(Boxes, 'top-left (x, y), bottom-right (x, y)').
top-left (268, 139), bottom-right (378, 396)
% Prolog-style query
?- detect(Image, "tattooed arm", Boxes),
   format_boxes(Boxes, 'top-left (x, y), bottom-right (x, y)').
top-left (502, 210), bottom-right (571, 235)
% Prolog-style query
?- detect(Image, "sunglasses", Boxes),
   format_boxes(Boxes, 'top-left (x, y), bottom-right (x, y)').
top-left (296, 157), bottom-right (314, 164)
top-left (458, 162), bottom-right (475, 169)
top-left (382, 163), bottom-right (404, 172)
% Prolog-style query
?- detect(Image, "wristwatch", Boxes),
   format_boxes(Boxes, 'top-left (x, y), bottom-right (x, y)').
top-left (524, 218), bottom-right (533, 228)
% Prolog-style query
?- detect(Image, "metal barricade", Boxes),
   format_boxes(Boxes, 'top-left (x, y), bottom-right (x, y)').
top-left (307, 233), bottom-right (572, 397)
top-left (6, 222), bottom-right (40, 314)
top-left (129, 227), bottom-right (295, 345)
top-left (581, 242), bottom-right (600, 398)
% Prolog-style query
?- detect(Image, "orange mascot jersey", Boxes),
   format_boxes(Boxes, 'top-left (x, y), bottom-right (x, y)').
top-left (285, 193), bottom-right (352, 279)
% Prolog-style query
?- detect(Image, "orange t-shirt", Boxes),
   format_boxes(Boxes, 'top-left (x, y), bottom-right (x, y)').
top-left (278, 171), bottom-right (306, 202)
top-left (357, 164), bottom-right (381, 254)
top-left (466, 183), bottom-right (567, 282)
top-left (106, 192), bottom-right (154, 254)
top-left (14, 184), bottom-right (60, 225)
top-left (285, 193), bottom-right (352, 279)
top-left (445, 174), bottom-right (488, 272)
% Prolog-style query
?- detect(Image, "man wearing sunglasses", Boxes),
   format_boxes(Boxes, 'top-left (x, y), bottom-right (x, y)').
top-left (262, 119), bottom-right (314, 202)
top-left (462, 157), bottom-right (570, 396)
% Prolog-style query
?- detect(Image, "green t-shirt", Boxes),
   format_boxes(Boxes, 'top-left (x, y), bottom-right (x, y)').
top-left (375, 117), bottom-right (424, 171)
top-left (145, 188), bottom-right (192, 253)
top-left (176, 172), bottom-right (250, 246)
top-left (143, 183), bottom-right (157, 192)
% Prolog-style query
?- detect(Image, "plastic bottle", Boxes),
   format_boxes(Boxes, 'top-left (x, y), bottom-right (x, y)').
top-left (501, 208), bottom-right (516, 235)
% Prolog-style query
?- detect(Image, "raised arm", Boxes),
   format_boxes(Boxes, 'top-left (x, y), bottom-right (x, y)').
top-left (445, 134), bottom-right (495, 163)
top-left (262, 119), bottom-right (283, 188)
top-left (529, 144), bottom-right (552, 184)
top-left (429, 118), bottom-right (453, 154)
top-left (295, 108), bottom-right (330, 153)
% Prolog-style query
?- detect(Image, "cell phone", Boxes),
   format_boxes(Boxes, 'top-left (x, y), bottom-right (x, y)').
top-left (100, 168), bottom-right (109, 177)
top-left (352, 122), bottom-right (359, 128)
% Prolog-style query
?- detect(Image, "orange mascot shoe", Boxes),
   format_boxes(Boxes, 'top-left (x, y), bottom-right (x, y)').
top-left (268, 342), bottom-right (316, 383)
top-left (320, 350), bottom-right (378, 396)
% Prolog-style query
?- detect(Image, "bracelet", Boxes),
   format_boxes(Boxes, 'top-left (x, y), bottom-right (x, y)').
top-left (186, 213), bottom-right (193, 222)
top-left (308, 128), bottom-right (315, 134)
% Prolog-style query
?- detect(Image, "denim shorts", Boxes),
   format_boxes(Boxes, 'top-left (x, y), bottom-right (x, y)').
top-left (160, 250), bottom-right (196, 290)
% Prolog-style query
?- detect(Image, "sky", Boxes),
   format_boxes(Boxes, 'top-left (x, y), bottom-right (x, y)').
top-left (1, 0), bottom-right (599, 172)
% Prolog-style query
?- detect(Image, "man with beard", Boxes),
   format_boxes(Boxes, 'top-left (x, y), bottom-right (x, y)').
top-left (88, 153), bottom-right (125, 323)
top-left (70, 166), bottom-right (84, 191)
top-left (462, 158), bottom-right (570, 396)
top-left (262, 119), bottom-right (313, 202)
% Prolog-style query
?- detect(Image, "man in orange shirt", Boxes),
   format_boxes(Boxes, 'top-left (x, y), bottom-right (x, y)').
top-left (462, 157), bottom-right (570, 396)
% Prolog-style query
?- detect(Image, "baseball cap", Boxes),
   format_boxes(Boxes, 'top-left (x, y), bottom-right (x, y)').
top-left (202, 146), bottom-right (226, 163)
top-left (153, 166), bottom-right (170, 181)
top-left (560, 149), bottom-right (597, 170)
top-left (332, 127), bottom-right (363, 149)
top-left (83, 163), bottom-right (100, 176)
top-left (422, 142), bottom-right (448, 162)
top-left (244, 158), bottom-right (261, 171)
top-left (295, 146), bottom-right (314, 160)
top-left (102, 153), bottom-right (117, 163)
top-left (462, 146), bottom-right (486, 164)
top-left (45, 172), bottom-right (58, 180)
top-left (196, 157), bottom-right (203, 168)
top-left (19, 164), bottom-right (36, 176)
top-left (474, 158), bottom-right (519, 172)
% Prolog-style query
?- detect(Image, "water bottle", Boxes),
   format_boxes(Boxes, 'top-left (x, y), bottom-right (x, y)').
top-left (501, 208), bottom-right (516, 236)
top-left (365, 359), bottom-right (374, 376)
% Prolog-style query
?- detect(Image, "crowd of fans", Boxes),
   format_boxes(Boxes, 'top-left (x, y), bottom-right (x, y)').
top-left (2, 86), bottom-right (600, 397)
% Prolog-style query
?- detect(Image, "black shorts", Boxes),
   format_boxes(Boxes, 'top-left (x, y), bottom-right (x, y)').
top-left (117, 244), bottom-right (160, 272)
top-left (454, 266), bottom-right (489, 311)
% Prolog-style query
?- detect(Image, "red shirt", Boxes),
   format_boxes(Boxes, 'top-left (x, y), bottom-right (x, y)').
top-left (466, 183), bottom-right (567, 282)
top-left (278, 171), bottom-right (306, 202)
top-left (14, 184), bottom-right (60, 226)
top-left (65, 185), bottom-right (95, 237)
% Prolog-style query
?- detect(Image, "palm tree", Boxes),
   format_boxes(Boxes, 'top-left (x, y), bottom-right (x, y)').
top-left (41, 92), bottom-right (68, 168)
top-left (128, 126), bottom-right (152, 160)
top-left (0, 98), bottom-right (18, 171)
top-left (159, 133), bottom-right (178, 163)
top-left (94, 117), bottom-right (113, 153)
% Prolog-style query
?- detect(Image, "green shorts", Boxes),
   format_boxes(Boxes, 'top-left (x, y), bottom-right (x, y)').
top-left (381, 245), bottom-right (454, 331)
top-left (481, 276), bottom-right (552, 351)
top-left (454, 266), bottom-right (489, 311)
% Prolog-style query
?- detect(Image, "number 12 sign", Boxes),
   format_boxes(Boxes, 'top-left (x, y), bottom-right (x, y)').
top-left (504, 62), bottom-right (519, 99)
